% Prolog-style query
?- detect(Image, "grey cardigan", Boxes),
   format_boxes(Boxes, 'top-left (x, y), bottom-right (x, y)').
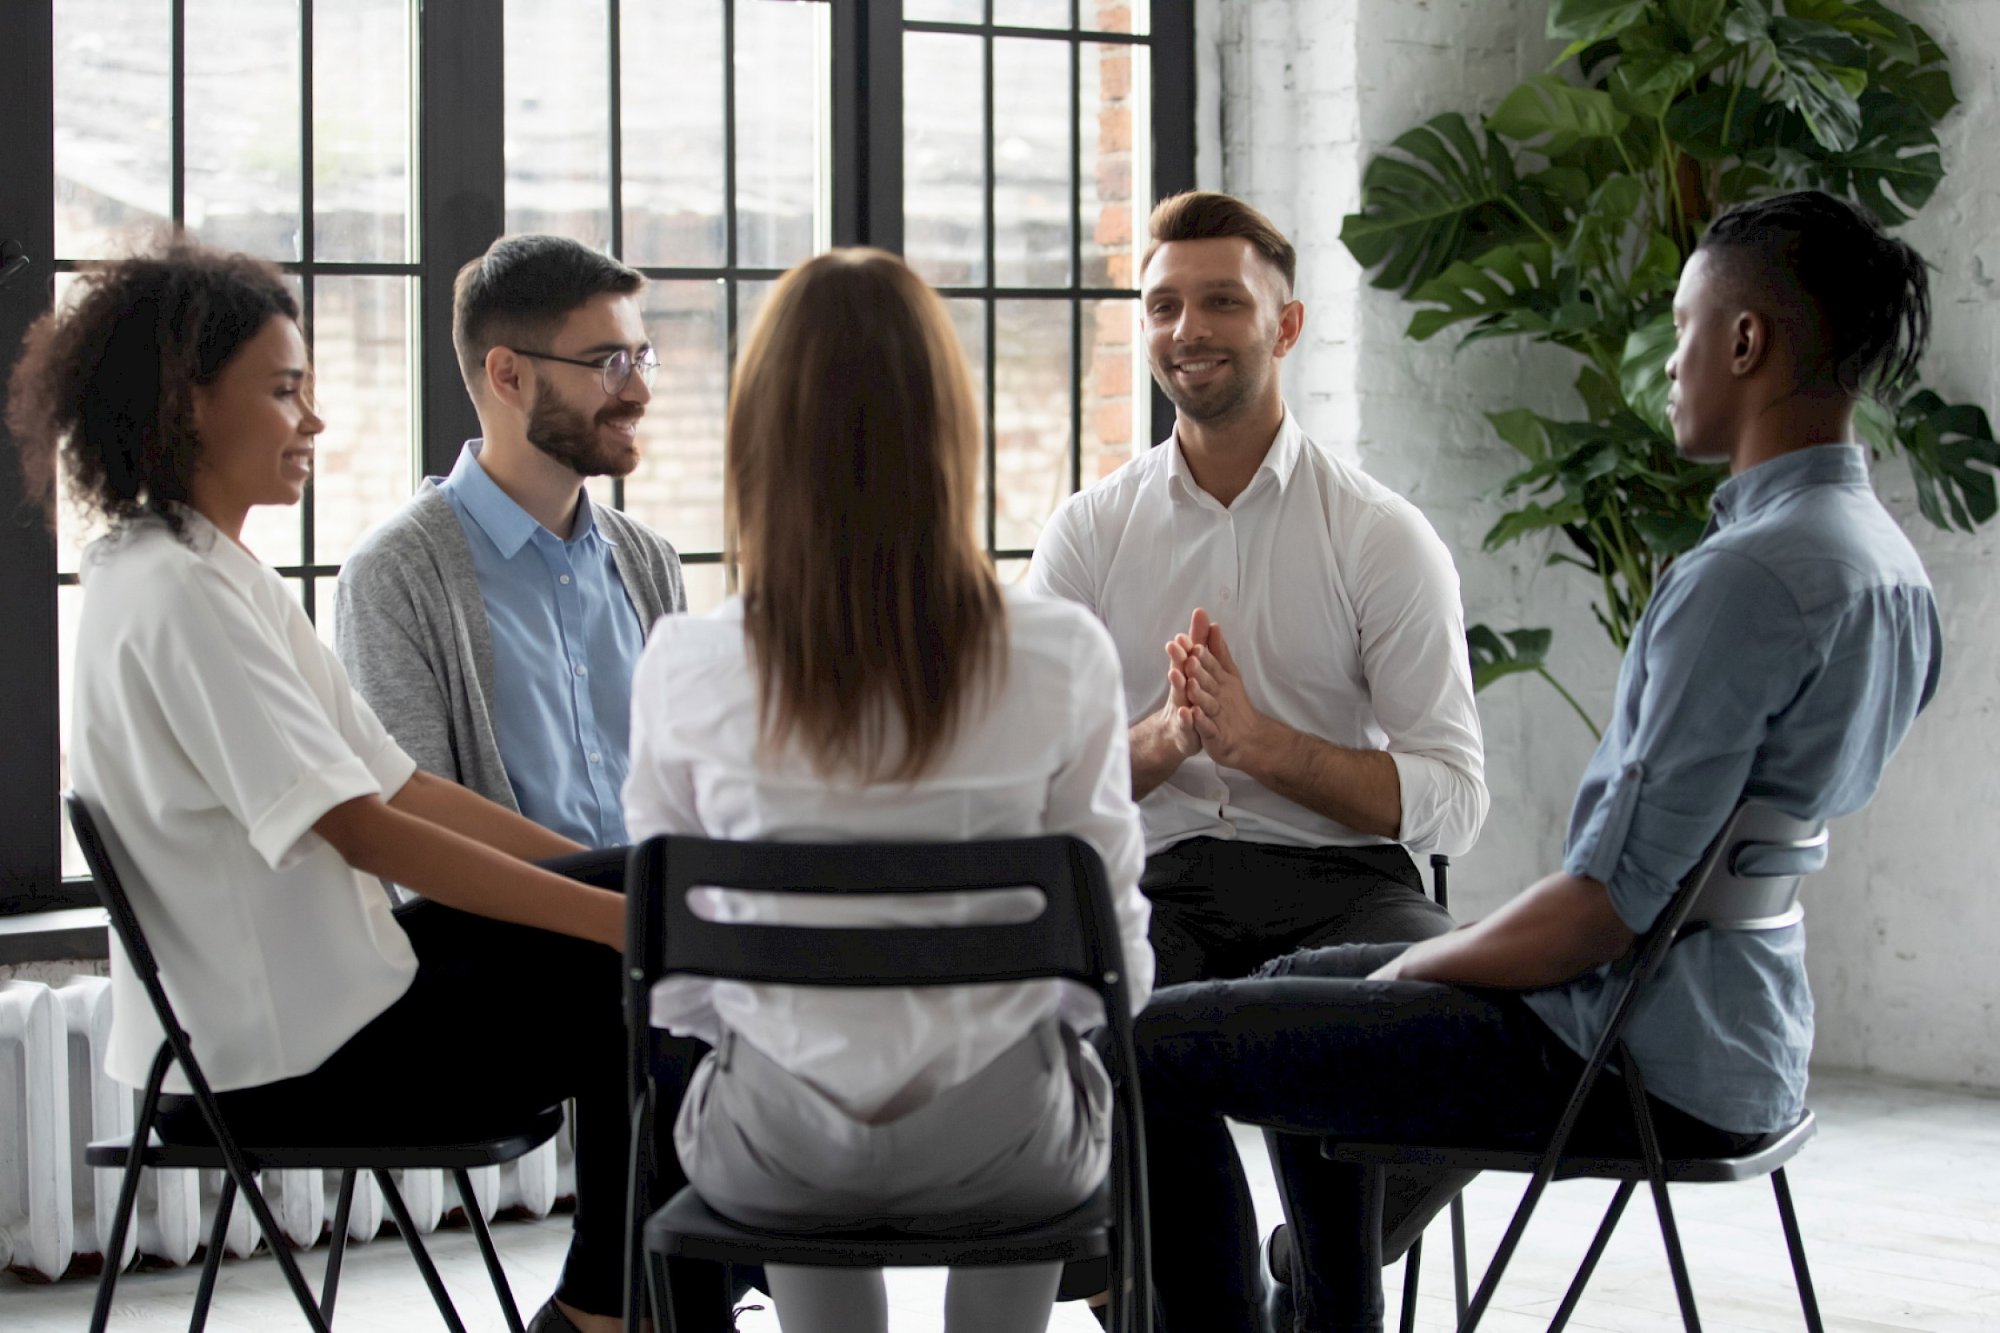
top-left (333, 481), bottom-right (686, 815)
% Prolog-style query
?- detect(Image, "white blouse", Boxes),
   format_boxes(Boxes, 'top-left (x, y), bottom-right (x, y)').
top-left (72, 513), bottom-right (419, 1093)
top-left (624, 588), bottom-right (1153, 1123)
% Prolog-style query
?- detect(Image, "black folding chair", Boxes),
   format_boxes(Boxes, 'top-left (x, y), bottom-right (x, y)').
top-left (65, 790), bottom-right (562, 1333)
top-left (1324, 802), bottom-right (1830, 1333)
top-left (623, 834), bottom-right (1150, 1333)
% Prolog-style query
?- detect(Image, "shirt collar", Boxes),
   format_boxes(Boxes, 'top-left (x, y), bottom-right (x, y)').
top-left (1163, 403), bottom-right (1305, 507)
top-left (1710, 443), bottom-right (1870, 529)
top-left (440, 439), bottom-right (606, 555)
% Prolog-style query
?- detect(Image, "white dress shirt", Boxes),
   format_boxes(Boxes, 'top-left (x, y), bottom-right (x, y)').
top-left (71, 513), bottom-right (419, 1093)
top-left (624, 588), bottom-right (1153, 1123)
top-left (1027, 407), bottom-right (1487, 857)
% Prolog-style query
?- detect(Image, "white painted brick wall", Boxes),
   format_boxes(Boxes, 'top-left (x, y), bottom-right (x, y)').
top-left (1208, 0), bottom-right (2000, 1090)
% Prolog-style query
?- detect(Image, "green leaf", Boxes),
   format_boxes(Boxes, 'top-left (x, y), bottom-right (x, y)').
top-left (1546, 0), bottom-right (1654, 43)
top-left (1892, 390), bottom-right (2000, 532)
top-left (1856, 4), bottom-right (1958, 121)
top-left (1725, 5), bottom-right (1869, 152)
top-left (1664, 84), bottom-right (1772, 161)
top-left (1488, 408), bottom-right (1558, 462)
top-left (1340, 114), bottom-right (1525, 296)
top-left (1485, 499), bottom-right (1589, 550)
top-left (1490, 74), bottom-right (1629, 155)
top-left (1630, 232), bottom-right (1682, 298)
top-left (1467, 625), bottom-right (1554, 691)
top-left (1788, 0), bottom-right (1918, 65)
top-left (1576, 365), bottom-right (1626, 422)
top-left (1620, 310), bottom-right (1678, 438)
top-left (1805, 90), bottom-right (1944, 226)
top-left (1664, 0), bottom-right (1728, 41)
top-left (1609, 53), bottom-right (1699, 120)
top-left (1406, 242), bottom-right (1561, 343)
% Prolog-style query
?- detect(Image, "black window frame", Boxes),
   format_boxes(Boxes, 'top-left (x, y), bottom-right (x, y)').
top-left (0, 0), bottom-right (1194, 917)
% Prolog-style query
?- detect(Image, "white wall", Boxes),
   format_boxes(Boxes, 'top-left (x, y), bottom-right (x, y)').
top-left (1206, 0), bottom-right (2000, 1090)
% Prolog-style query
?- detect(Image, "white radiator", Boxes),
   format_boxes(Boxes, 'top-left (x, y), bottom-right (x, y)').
top-left (0, 976), bottom-right (574, 1283)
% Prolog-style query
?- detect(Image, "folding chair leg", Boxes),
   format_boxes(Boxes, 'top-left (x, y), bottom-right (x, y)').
top-left (320, 1170), bottom-right (358, 1324)
top-left (1643, 1174), bottom-right (1701, 1332)
top-left (90, 1047), bottom-right (173, 1333)
top-left (375, 1169), bottom-right (470, 1333)
top-left (454, 1168), bottom-right (527, 1333)
top-left (1398, 1234), bottom-right (1423, 1333)
top-left (188, 1175), bottom-right (238, 1333)
top-left (1450, 1195), bottom-right (1469, 1321)
top-left (1547, 1181), bottom-right (1635, 1333)
top-left (1771, 1169), bottom-right (1825, 1333)
top-left (1457, 1172), bottom-right (1555, 1333)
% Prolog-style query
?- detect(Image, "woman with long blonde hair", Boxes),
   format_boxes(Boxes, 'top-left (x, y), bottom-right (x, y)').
top-left (624, 248), bottom-right (1154, 1333)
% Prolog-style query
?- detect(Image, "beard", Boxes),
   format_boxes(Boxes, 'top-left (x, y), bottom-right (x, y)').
top-left (525, 389), bottom-right (642, 478)
top-left (1151, 349), bottom-right (1266, 425)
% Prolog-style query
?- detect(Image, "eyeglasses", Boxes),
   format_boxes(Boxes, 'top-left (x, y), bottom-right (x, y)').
top-left (512, 345), bottom-right (660, 396)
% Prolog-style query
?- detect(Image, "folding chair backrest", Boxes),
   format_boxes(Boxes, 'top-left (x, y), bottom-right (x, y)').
top-left (626, 834), bottom-right (1130, 1007)
top-left (62, 790), bottom-right (190, 1054)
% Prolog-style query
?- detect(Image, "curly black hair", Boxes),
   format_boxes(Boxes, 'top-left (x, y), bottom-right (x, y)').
top-left (6, 235), bottom-right (298, 542)
top-left (1698, 190), bottom-right (1932, 400)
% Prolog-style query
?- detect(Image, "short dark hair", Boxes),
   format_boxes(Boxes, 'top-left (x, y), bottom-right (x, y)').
top-left (6, 235), bottom-right (298, 543)
top-left (1698, 191), bottom-right (1932, 398)
top-left (1142, 191), bottom-right (1298, 294)
top-left (452, 235), bottom-right (644, 395)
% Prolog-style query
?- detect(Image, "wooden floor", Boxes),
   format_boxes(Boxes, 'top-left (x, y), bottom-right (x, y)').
top-left (4, 1070), bottom-right (1995, 1331)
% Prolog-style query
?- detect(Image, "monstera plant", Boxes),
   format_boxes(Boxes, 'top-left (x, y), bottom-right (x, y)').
top-left (1340, 0), bottom-right (1998, 736)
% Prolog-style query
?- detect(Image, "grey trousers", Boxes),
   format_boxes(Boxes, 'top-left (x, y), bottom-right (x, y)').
top-left (675, 1019), bottom-right (1109, 1231)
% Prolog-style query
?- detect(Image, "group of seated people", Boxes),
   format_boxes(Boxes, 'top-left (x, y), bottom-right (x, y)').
top-left (6, 185), bottom-right (1941, 1333)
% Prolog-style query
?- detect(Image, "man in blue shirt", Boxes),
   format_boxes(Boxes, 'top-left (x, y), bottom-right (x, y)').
top-left (1135, 193), bottom-right (1944, 1333)
top-left (337, 235), bottom-right (685, 848)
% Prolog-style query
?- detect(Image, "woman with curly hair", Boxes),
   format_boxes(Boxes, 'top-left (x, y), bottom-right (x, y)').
top-left (7, 238), bottom-right (646, 1333)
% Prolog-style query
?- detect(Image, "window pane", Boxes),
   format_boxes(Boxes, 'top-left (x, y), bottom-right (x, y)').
top-left (58, 585), bottom-right (84, 878)
top-left (994, 298), bottom-right (1071, 550)
top-left (310, 276), bottom-right (417, 564)
top-left (54, 0), bottom-right (172, 259)
top-left (681, 561), bottom-right (730, 616)
top-left (506, 0), bottom-right (612, 248)
top-left (51, 277), bottom-right (89, 576)
top-left (314, 0), bottom-right (414, 262)
top-left (904, 33), bottom-right (985, 288)
top-left (947, 298), bottom-right (989, 540)
top-left (621, 0), bottom-right (725, 268)
top-left (993, 556), bottom-right (1032, 588)
top-left (905, 0), bottom-right (982, 22)
top-left (622, 281), bottom-right (727, 556)
top-left (735, 1), bottom-right (826, 271)
top-left (736, 279), bottom-right (777, 351)
top-left (994, 0), bottom-right (1070, 29)
top-left (186, 0), bottom-right (303, 260)
top-left (1082, 41), bottom-right (1147, 289)
top-left (1082, 297), bottom-right (1144, 482)
top-left (1083, 0), bottom-right (1147, 35)
top-left (315, 577), bottom-right (340, 646)
top-left (994, 38), bottom-right (1071, 289)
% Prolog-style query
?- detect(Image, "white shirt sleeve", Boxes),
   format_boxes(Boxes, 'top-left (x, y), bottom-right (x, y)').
top-left (137, 561), bottom-right (410, 871)
top-left (1350, 502), bottom-right (1490, 856)
top-left (622, 625), bottom-right (707, 843)
top-left (1025, 496), bottom-right (1098, 614)
top-left (1046, 611), bottom-right (1154, 1020)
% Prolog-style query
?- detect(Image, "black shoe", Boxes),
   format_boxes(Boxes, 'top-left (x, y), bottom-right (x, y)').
top-left (526, 1299), bottom-right (583, 1333)
top-left (1260, 1224), bottom-right (1296, 1333)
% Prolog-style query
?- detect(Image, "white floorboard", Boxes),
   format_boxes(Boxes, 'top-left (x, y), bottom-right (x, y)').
top-left (4, 1070), bottom-right (1995, 1331)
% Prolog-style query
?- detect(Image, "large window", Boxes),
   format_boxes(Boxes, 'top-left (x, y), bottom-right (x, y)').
top-left (1, 0), bottom-right (1193, 913)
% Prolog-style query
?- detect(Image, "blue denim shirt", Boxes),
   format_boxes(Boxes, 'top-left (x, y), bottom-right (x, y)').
top-left (437, 442), bottom-right (644, 847)
top-left (1524, 445), bottom-right (1941, 1134)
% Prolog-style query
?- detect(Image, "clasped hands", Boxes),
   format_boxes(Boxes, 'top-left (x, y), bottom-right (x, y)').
top-left (1155, 606), bottom-right (1273, 773)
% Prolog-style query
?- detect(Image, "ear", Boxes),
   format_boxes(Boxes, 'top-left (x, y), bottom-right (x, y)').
top-left (485, 345), bottom-right (530, 411)
top-left (1731, 309), bottom-right (1770, 379)
top-left (1273, 298), bottom-right (1306, 360)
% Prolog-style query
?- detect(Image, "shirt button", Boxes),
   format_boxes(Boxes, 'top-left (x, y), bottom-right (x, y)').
top-left (574, 664), bottom-right (588, 677)
top-left (589, 752), bottom-right (602, 764)
top-left (559, 574), bottom-right (572, 585)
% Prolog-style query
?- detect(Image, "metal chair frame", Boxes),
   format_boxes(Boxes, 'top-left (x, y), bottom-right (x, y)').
top-left (65, 790), bottom-right (560, 1333)
top-left (1326, 802), bottom-right (1831, 1333)
top-left (622, 834), bottom-right (1150, 1333)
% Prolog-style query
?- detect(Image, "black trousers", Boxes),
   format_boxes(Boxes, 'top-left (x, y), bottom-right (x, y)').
top-left (1138, 942), bottom-right (1758, 1333)
top-left (156, 849), bottom-right (718, 1320)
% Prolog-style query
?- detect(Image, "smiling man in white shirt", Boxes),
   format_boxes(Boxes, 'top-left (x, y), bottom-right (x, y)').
top-left (1029, 191), bottom-right (1489, 985)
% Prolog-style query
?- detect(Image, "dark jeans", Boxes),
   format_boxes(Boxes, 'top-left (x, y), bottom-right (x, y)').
top-left (1142, 838), bottom-right (1453, 986)
top-left (156, 848), bottom-right (713, 1321)
top-left (1137, 942), bottom-right (1759, 1333)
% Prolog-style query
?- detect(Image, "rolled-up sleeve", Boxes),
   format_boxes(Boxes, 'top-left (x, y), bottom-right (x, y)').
top-left (1352, 503), bottom-right (1488, 856)
top-left (142, 564), bottom-right (406, 872)
top-left (1564, 549), bottom-right (1812, 934)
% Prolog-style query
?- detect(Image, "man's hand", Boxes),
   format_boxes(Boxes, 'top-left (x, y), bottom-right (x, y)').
top-left (1129, 609), bottom-right (1212, 799)
top-left (1183, 622), bottom-right (1279, 772)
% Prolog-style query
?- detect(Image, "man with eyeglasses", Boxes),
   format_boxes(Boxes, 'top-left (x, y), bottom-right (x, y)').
top-left (337, 234), bottom-right (684, 859)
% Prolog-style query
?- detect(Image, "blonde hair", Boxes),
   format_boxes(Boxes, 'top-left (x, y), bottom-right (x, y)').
top-left (726, 248), bottom-right (1004, 782)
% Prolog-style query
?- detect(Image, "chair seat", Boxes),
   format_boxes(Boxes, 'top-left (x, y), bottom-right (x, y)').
top-left (645, 1183), bottom-right (1113, 1268)
top-left (85, 1103), bottom-right (566, 1173)
top-left (1323, 1109), bottom-right (1815, 1185)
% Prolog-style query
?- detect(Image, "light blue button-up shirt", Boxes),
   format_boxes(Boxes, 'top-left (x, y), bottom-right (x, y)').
top-left (1524, 444), bottom-right (1941, 1134)
top-left (437, 441), bottom-right (644, 847)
